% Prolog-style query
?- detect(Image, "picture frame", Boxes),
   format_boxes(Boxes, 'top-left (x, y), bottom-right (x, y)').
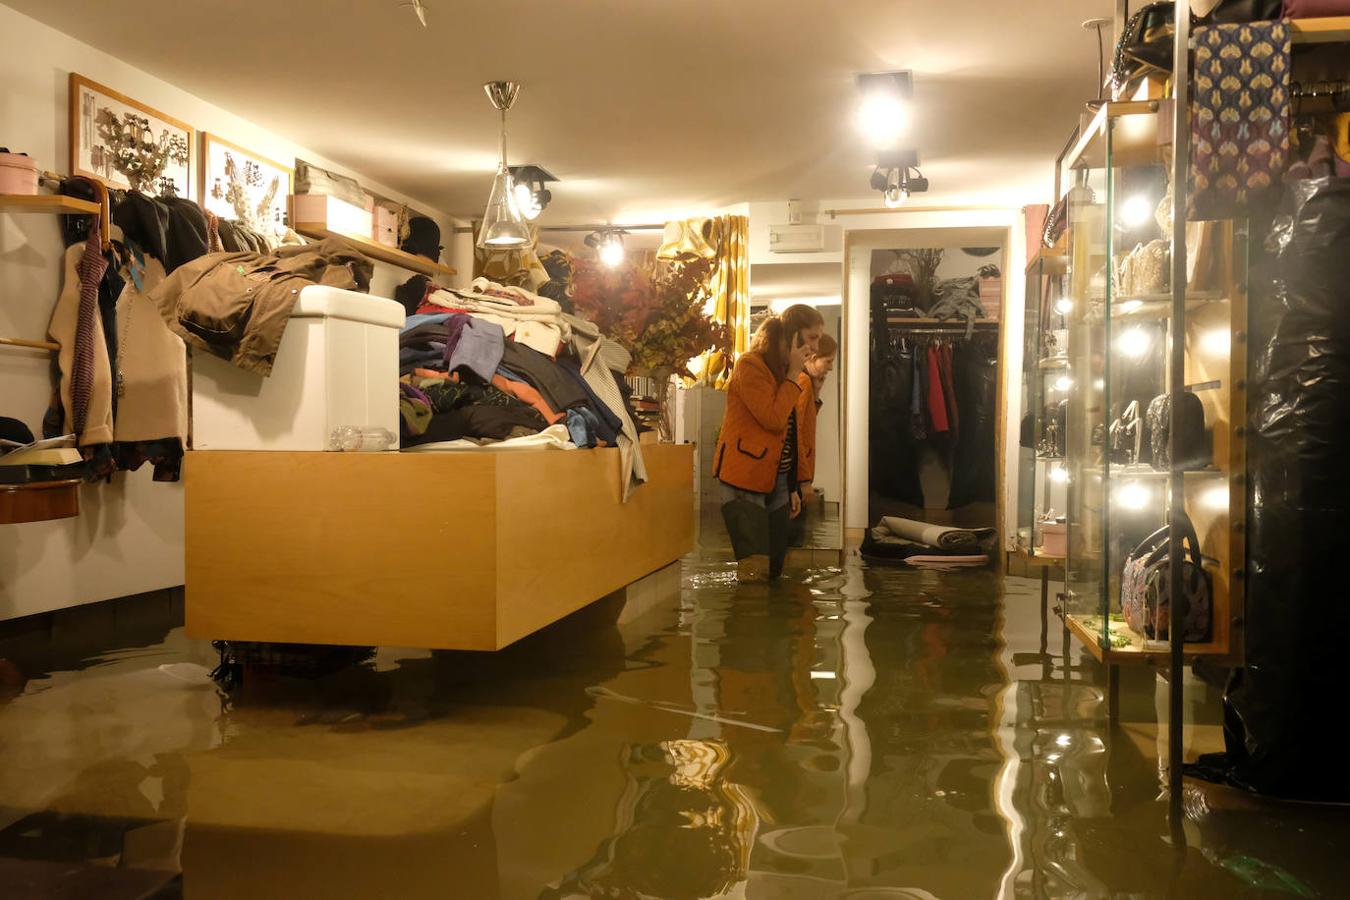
top-left (199, 133), bottom-right (293, 232)
top-left (69, 73), bottom-right (194, 199)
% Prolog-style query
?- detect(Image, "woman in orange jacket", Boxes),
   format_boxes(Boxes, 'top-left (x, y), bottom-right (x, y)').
top-left (714, 304), bottom-right (824, 582)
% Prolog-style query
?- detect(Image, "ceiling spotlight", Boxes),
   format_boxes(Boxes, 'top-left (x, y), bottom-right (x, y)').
top-left (478, 81), bottom-right (531, 249)
top-left (873, 153), bottom-right (927, 208)
top-left (870, 167), bottom-right (889, 192)
top-left (585, 228), bottom-right (626, 268)
top-left (508, 164), bottom-right (557, 222)
top-left (857, 71), bottom-right (914, 149)
top-left (884, 170), bottom-right (908, 208)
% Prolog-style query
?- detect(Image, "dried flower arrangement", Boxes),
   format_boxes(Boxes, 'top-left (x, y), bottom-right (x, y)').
top-left (96, 109), bottom-right (189, 194)
top-left (222, 151), bottom-right (280, 230)
top-left (570, 256), bottom-right (730, 379)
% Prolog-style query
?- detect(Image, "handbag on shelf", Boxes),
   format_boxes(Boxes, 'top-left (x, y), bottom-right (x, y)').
top-left (1110, 2), bottom-right (1176, 98)
top-left (1043, 180), bottom-right (1096, 248)
top-left (1120, 518), bottom-right (1213, 642)
top-left (1147, 391), bottom-right (1210, 471)
top-left (1114, 240), bottom-right (1170, 297)
top-left (1108, 400), bottom-right (1147, 466)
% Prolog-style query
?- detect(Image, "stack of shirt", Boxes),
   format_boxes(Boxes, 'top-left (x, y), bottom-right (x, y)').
top-left (421, 277), bottom-right (569, 358)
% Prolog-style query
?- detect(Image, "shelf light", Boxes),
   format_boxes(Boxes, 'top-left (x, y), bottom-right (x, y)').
top-left (1049, 466), bottom-right (1070, 484)
top-left (1200, 328), bottom-right (1230, 357)
top-left (1118, 327), bottom-right (1151, 358)
top-left (1118, 299), bottom-right (1144, 314)
top-left (1200, 484), bottom-right (1229, 512)
top-left (1116, 482), bottom-right (1151, 511)
top-left (1054, 297), bottom-right (1074, 316)
top-left (1052, 375), bottom-right (1073, 392)
top-left (1120, 194), bottom-right (1153, 228)
top-left (1093, 378), bottom-right (1105, 392)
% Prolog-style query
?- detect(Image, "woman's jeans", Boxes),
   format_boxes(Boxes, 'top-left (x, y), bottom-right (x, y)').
top-left (720, 473), bottom-right (792, 578)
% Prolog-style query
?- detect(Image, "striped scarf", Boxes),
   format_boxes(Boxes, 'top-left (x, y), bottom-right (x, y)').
top-left (70, 189), bottom-right (108, 439)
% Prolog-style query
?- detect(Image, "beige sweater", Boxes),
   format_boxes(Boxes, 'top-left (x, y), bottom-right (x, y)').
top-left (114, 256), bottom-right (188, 444)
top-left (48, 243), bottom-right (113, 446)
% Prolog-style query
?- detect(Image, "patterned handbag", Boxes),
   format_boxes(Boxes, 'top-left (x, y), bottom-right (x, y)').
top-left (1121, 519), bottom-right (1213, 642)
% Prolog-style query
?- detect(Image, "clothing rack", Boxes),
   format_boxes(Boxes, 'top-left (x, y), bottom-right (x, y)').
top-left (0, 336), bottom-right (59, 352)
top-left (884, 316), bottom-right (999, 330)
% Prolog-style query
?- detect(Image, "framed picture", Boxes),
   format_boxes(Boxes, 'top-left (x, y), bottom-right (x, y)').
top-left (69, 73), bottom-right (194, 198)
top-left (199, 133), bottom-right (293, 232)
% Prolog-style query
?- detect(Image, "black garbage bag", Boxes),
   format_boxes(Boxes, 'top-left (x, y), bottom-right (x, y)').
top-left (1196, 178), bottom-right (1350, 802)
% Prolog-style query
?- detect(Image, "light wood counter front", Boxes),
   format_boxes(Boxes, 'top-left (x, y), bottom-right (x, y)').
top-left (185, 444), bottom-right (694, 650)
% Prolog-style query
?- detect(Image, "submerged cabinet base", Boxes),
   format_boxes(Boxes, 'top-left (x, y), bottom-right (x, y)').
top-left (185, 445), bottom-right (694, 650)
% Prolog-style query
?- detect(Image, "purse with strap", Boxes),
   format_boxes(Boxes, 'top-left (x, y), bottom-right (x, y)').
top-left (1109, 400), bottom-right (1147, 466)
top-left (1120, 518), bottom-right (1213, 642)
top-left (1110, 2), bottom-right (1176, 97)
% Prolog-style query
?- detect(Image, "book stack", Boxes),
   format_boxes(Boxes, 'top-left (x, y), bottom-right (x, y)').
top-left (624, 375), bottom-right (664, 433)
top-left (0, 435), bottom-right (84, 484)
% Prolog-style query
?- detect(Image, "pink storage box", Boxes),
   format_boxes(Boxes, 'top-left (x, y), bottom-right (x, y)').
top-left (979, 277), bottom-right (1002, 320)
top-left (1038, 520), bottom-right (1067, 559)
top-left (0, 152), bottom-right (39, 195)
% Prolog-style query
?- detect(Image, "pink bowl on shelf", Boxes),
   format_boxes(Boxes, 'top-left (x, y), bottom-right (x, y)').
top-left (0, 152), bottom-right (39, 195)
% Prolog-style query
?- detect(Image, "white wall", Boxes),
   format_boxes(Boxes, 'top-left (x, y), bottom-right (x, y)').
top-left (0, 5), bottom-right (464, 620)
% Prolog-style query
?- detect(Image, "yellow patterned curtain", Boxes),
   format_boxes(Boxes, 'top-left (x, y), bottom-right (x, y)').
top-left (659, 214), bottom-right (750, 389)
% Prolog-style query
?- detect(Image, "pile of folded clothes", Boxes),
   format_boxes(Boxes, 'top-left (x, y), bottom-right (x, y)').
top-left (861, 516), bottom-right (995, 570)
top-left (397, 277), bottom-right (649, 498)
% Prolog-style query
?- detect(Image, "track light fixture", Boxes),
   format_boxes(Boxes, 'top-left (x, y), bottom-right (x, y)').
top-left (584, 228), bottom-right (627, 268)
top-left (509, 164), bottom-right (557, 222)
top-left (871, 155), bottom-right (929, 208)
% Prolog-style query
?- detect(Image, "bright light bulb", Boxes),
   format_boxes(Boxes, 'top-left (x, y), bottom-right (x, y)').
top-left (1054, 297), bottom-right (1074, 315)
top-left (599, 236), bottom-right (625, 268)
top-left (1118, 327), bottom-right (1151, 358)
top-left (1201, 484), bottom-right (1229, 511)
top-left (1050, 466), bottom-right (1070, 484)
top-left (884, 185), bottom-right (908, 208)
top-left (513, 182), bottom-right (541, 221)
top-left (1053, 375), bottom-right (1073, 392)
top-left (1200, 328), bottom-right (1230, 357)
top-left (1118, 300), bottom-right (1144, 314)
top-left (1093, 379), bottom-right (1105, 392)
top-left (1120, 194), bottom-right (1153, 228)
top-left (857, 92), bottom-right (911, 148)
top-left (1117, 482), bottom-right (1150, 511)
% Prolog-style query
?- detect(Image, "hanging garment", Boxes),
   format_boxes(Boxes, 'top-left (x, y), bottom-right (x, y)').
top-left (868, 321), bottom-right (925, 508)
top-left (947, 333), bottom-right (1000, 509)
top-left (926, 345), bottom-right (949, 434)
top-left (566, 314), bottom-right (648, 499)
top-left (48, 241), bottom-right (113, 447)
top-left (910, 349), bottom-right (927, 441)
top-left (1190, 20), bottom-right (1292, 219)
top-left (938, 342), bottom-right (960, 444)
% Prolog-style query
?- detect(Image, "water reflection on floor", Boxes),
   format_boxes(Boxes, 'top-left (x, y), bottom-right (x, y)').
top-left (0, 556), bottom-right (1346, 899)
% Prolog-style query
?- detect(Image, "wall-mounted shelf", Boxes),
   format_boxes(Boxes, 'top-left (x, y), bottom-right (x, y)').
top-left (884, 316), bottom-right (1000, 328)
top-left (0, 479), bottom-right (81, 525)
top-left (1291, 16), bottom-right (1350, 44)
top-left (294, 223), bottom-right (457, 280)
top-left (0, 193), bottom-right (102, 215)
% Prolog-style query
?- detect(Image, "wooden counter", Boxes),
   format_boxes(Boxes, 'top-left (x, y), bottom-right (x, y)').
top-left (185, 444), bottom-right (694, 650)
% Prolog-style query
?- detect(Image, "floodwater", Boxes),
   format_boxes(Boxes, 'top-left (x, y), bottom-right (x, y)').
top-left (0, 556), bottom-right (1345, 899)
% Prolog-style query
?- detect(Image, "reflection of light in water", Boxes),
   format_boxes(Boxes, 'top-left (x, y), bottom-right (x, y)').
top-left (809, 670), bottom-right (837, 680)
top-left (1056, 734), bottom-right (1073, 748)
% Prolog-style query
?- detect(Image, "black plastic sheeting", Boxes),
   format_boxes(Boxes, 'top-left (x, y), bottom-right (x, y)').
top-left (1193, 178), bottom-right (1350, 802)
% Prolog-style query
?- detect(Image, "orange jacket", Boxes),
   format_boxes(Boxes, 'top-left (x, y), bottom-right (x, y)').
top-left (795, 372), bottom-right (819, 483)
top-left (713, 351), bottom-right (803, 493)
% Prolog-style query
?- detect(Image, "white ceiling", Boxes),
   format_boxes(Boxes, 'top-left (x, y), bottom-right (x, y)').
top-left (6, 0), bottom-right (1110, 224)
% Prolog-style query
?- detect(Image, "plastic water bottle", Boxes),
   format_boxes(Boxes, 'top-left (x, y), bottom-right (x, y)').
top-left (328, 426), bottom-right (397, 452)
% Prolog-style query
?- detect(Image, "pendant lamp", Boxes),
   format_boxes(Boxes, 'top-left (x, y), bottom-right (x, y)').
top-left (477, 81), bottom-right (531, 249)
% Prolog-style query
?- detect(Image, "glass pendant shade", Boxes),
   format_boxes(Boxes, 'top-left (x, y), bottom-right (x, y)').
top-left (479, 165), bottom-right (530, 247)
top-left (477, 81), bottom-right (531, 249)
